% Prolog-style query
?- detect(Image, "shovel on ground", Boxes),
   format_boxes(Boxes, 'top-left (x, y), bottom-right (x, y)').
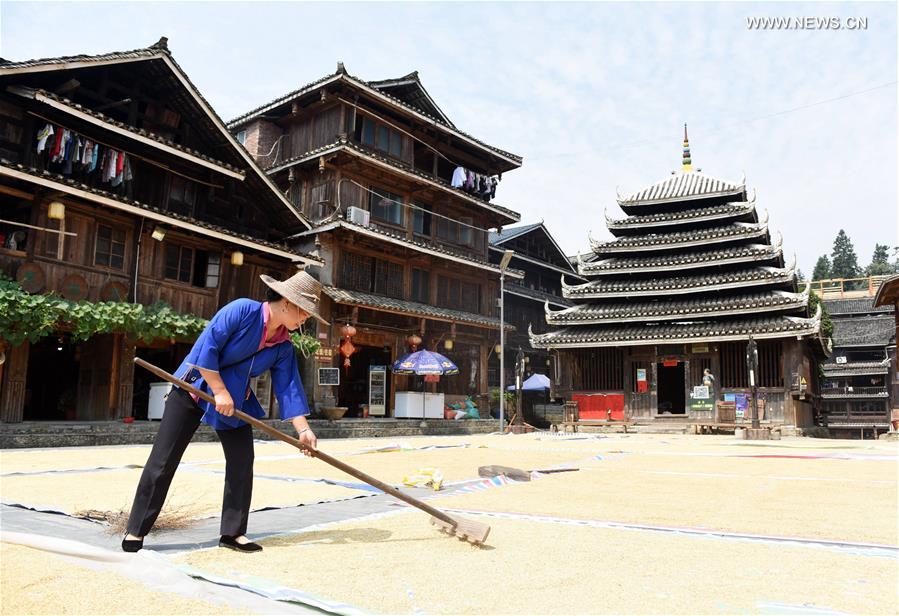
top-left (134, 358), bottom-right (490, 545)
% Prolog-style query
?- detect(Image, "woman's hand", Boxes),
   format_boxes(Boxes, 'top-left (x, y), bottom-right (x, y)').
top-left (292, 416), bottom-right (317, 456)
top-left (213, 390), bottom-right (235, 416)
top-left (298, 428), bottom-right (317, 456)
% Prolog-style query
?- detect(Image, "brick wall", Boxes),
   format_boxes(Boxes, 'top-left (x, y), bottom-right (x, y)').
top-left (241, 120), bottom-right (283, 166)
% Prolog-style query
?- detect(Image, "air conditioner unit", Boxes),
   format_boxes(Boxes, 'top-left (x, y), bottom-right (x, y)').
top-left (347, 206), bottom-right (370, 227)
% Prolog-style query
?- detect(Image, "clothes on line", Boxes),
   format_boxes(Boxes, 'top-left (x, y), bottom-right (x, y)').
top-left (451, 166), bottom-right (499, 201)
top-left (35, 123), bottom-right (134, 186)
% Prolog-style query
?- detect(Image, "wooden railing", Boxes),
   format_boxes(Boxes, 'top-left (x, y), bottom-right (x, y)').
top-left (821, 386), bottom-right (890, 398)
top-left (801, 275), bottom-right (890, 298)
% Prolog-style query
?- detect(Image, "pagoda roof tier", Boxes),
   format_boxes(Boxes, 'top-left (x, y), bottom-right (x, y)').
top-left (617, 170), bottom-right (746, 209)
top-left (546, 288), bottom-right (808, 325)
top-left (605, 198), bottom-right (756, 236)
top-left (822, 359), bottom-right (890, 378)
top-left (578, 236), bottom-right (782, 276)
top-left (529, 307), bottom-right (821, 349)
top-left (589, 215), bottom-right (768, 254)
top-left (562, 260), bottom-right (795, 299)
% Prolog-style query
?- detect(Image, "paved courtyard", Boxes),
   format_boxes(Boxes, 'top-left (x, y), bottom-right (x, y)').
top-left (1, 432), bottom-right (897, 614)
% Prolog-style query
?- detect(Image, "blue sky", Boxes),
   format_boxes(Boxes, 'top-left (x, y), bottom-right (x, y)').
top-left (2, 2), bottom-right (896, 277)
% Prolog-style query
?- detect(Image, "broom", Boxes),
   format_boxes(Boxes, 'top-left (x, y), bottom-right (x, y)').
top-left (134, 358), bottom-right (490, 545)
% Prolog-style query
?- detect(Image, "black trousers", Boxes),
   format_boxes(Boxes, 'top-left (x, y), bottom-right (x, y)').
top-left (126, 388), bottom-right (255, 537)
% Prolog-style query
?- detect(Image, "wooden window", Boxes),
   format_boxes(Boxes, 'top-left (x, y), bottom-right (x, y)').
top-left (339, 252), bottom-right (373, 292)
top-left (436, 216), bottom-right (475, 247)
top-left (373, 259), bottom-right (403, 299)
top-left (339, 252), bottom-right (402, 298)
top-left (720, 340), bottom-right (782, 388)
top-left (358, 116), bottom-right (403, 159)
top-left (437, 275), bottom-right (460, 309)
top-left (460, 281), bottom-right (480, 313)
top-left (571, 348), bottom-right (624, 390)
top-left (164, 244), bottom-right (193, 283)
top-left (193, 251), bottom-right (221, 288)
top-left (167, 176), bottom-right (197, 215)
top-left (94, 224), bottom-right (126, 269)
top-left (413, 202), bottom-right (432, 236)
top-left (411, 268), bottom-right (430, 303)
top-left (370, 187), bottom-right (403, 226)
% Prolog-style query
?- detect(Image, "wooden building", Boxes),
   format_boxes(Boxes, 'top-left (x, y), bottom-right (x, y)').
top-left (819, 297), bottom-right (895, 437)
top-left (487, 222), bottom-right (583, 386)
top-left (0, 39), bottom-right (321, 422)
top-left (228, 65), bottom-right (522, 416)
top-left (531, 130), bottom-right (829, 426)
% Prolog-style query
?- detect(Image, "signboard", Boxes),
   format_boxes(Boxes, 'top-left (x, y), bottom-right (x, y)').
top-left (636, 368), bottom-right (648, 393)
top-left (725, 393), bottom-right (750, 419)
top-left (835, 356), bottom-right (847, 364)
top-left (692, 344), bottom-right (709, 353)
top-left (662, 360), bottom-right (679, 367)
top-left (318, 367), bottom-right (340, 386)
top-left (314, 347), bottom-right (335, 363)
top-left (368, 365), bottom-right (387, 416)
top-left (689, 385), bottom-right (713, 411)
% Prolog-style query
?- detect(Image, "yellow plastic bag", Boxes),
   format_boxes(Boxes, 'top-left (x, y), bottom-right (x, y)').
top-left (402, 467), bottom-right (444, 491)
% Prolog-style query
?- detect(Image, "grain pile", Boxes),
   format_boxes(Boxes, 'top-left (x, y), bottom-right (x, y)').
top-left (0, 542), bottom-right (249, 615)
top-left (177, 510), bottom-right (898, 615)
top-left (0, 468), bottom-right (369, 519)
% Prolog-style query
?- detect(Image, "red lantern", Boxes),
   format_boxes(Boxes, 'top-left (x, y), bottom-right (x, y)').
top-left (339, 324), bottom-right (357, 372)
top-left (406, 334), bottom-right (422, 352)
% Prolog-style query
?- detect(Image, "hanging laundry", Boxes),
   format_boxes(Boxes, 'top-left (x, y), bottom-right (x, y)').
top-left (35, 124), bottom-right (54, 153)
top-left (451, 166), bottom-right (466, 188)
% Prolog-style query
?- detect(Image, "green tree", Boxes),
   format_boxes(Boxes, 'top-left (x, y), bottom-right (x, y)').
top-left (830, 229), bottom-right (860, 281)
top-left (811, 255), bottom-right (831, 281)
top-left (866, 243), bottom-right (895, 276)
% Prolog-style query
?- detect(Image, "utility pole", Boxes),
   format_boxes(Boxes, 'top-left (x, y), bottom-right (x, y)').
top-left (498, 250), bottom-right (514, 432)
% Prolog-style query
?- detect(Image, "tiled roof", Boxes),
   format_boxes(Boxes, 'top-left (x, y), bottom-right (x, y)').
top-left (504, 282), bottom-right (572, 308)
top-left (824, 297), bottom-right (894, 315)
top-left (268, 138), bottom-right (521, 224)
top-left (606, 200), bottom-right (755, 233)
top-left (546, 290), bottom-right (808, 325)
top-left (489, 222), bottom-right (543, 244)
top-left (0, 38), bottom-right (308, 229)
top-left (294, 217), bottom-right (524, 276)
top-left (529, 313), bottom-right (821, 349)
top-left (562, 266), bottom-right (794, 299)
top-left (831, 315), bottom-right (896, 347)
top-left (578, 241), bottom-right (782, 276)
top-left (14, 87), bottom-right (243, 174)
top-left (227, 69), bottom-right (522, 166)
top-left (0, 45), bottom-right (163, 70)
top-left (589, 221), bottom-right (768, 254)
top-left (0, 160), bottom-right (321, 264)
top-left (322, 286), bottom-right (508, 330)
top-left (822, 359), bottom-right (890, 377)
top-left (618, 171), bottom-right (745, 207)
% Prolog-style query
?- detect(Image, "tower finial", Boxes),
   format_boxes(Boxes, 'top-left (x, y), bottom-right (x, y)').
top-left (682, 123), bottom-right (693, 172)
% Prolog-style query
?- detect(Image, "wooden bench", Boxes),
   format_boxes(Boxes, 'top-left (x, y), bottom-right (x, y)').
top-left (690, 422), bottom-right (780, 436)
top-left (554, 420), bottom-right (634, 433)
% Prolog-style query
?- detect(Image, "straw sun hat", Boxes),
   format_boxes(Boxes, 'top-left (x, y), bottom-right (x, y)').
top-left (260, 271), bottom-right (329, 326)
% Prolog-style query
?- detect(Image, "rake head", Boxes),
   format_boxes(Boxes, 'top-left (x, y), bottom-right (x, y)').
top-left (430, 515), bottom-right (490, 546)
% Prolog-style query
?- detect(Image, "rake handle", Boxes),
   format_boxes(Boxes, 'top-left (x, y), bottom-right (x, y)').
top-left (134, 357), bottom-right (458, 527)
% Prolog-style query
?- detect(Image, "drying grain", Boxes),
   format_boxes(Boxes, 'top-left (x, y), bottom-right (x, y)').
top-left (0, 542), bottom-right (249, 615)
top-left (177, 511), bottom-right (898, 615)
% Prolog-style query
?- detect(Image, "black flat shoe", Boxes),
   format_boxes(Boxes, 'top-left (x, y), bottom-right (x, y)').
top-left (121, 537), bottom-right (143, 553)
top-left (219, 535), bottom-right (262, 553)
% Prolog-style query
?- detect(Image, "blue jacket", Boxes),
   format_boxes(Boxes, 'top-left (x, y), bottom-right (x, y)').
top-left (174, 298), bottom-right (309, 430)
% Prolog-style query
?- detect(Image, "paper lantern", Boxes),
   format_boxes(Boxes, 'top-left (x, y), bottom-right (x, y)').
top-left (48, 201), bottom-right (65, 220)
top-left (230, 251), bottom-right (244, 266)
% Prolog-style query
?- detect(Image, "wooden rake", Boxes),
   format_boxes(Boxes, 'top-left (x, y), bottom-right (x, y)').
top-left (134, 358), bottom-right (490, 545)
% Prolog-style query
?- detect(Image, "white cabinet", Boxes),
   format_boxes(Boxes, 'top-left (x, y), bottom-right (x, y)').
top-left (394, 392), bottom-right (444, 418)
top-left (148, 382), bottom-right (172, 420)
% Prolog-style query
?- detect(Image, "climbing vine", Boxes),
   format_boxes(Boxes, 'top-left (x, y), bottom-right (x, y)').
top-left (0, 277), bottom-right (321, 358)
